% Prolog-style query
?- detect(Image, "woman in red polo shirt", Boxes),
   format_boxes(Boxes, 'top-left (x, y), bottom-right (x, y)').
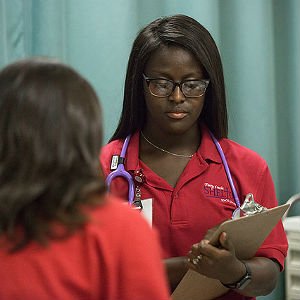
top-left (0, 58), bottom-right (170, 300)
top-left (100, 15), bottom-right (288, 299)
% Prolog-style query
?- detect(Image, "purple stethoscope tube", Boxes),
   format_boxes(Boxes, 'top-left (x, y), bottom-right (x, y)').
top-left (208, 131), bottom-right (241, 208)
top-left (105, 131), bottom-right (241, 212)
top-left (105, 135), bottom-right (135, 205)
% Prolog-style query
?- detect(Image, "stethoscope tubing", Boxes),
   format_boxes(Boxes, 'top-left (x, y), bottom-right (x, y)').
top-left (105, 135), bottom-right (135, 205)
top-left (106, 131), bottom-right (241, 210)
top-left (208, 131), bottom-right (241, 208)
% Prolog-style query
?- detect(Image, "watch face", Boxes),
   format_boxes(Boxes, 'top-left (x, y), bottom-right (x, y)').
top-left (237, 274), bottom-right (252, 290)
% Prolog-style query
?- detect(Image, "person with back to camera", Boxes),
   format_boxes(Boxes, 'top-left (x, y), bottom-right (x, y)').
top-left (100, 14), bottom-right (288, 299)
top-left (0, 58), bottom-right (171, 300)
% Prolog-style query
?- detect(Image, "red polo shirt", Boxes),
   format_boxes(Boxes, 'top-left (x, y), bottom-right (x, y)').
top-left (0, 197), bottom-right (171, 300)
top-left (100, 127), bottom-right (288, 271)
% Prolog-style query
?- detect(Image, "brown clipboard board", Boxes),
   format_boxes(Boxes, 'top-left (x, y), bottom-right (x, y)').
top-left (171, 203), bottom-right (290, 300)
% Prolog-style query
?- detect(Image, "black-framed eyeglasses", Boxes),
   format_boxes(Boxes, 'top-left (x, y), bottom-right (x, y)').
top-left (143, 74), bottom-right (209, 98)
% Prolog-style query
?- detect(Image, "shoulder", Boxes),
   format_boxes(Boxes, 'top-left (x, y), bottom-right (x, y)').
top-left (100, 140), bottom-right (124, 160)
top-left (220, 138), bottom-right (278, 207)
top-left (84, 196), bottom-right (158, 260)
top-left (85, 198), bottom-right (170, 300)
top-left (89, 195), bottom-right (143, 221)
top-left (100, 133), bottom-right (140, 175)
top-left (100, 139), bottom-right (124, 173)
top-left (220, 138), bottom-right (268, 168)
top-left (87, 195), bottom-right (152, 237)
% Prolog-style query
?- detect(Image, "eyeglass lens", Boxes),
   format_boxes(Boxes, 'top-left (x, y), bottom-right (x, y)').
top-left (148, 79), bottom-right (208, 97)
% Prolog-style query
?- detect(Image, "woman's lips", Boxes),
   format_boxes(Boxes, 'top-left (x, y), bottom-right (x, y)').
top-left (166, 112), bottom-right (188, 119)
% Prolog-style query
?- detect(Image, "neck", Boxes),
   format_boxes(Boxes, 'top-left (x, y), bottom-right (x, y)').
top-left (140, 128), bottom-right (201, 158)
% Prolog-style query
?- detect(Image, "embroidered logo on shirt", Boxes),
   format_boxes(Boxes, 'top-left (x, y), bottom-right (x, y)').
top-left (203, 182), bottom-right (235, 205)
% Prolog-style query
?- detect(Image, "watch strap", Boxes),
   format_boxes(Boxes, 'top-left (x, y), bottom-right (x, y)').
top-left (221, 261), bottom-right (252, 290)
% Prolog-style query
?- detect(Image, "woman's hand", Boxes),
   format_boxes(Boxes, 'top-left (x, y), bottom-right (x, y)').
top-left (187, 232), bottom-right (246, 284)
top-left (186, 231), bottom-right (280, 297)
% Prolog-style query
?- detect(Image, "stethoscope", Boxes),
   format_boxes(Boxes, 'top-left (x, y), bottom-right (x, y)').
top-left (106, 134), bottom-right (135, 205)
top-left (105, 131), bottom-right (242, 218)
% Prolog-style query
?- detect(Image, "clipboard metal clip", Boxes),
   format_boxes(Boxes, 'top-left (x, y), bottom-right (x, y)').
top-left (232, 193), bottom-right (268, 219)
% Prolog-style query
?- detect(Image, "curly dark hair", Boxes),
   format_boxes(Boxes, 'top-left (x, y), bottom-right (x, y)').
top-left (0, 58), bottom-right (106, 251)
top-left (111, 14), bottom-right (227, 141)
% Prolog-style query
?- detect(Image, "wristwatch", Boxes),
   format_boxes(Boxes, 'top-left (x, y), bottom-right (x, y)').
top-left (221, 261), bottom-right (252, 290)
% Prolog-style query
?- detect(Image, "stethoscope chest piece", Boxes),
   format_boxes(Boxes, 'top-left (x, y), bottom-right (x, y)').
top-left (106, 132), bottom-right (262, 219)
top-left (232, 193), bottom-right (268, 219)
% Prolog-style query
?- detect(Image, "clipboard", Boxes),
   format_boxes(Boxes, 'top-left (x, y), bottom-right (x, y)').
top-left (172, 203), bottom-right (290, 300)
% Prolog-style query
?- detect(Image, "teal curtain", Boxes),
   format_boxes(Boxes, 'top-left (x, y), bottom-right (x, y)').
top-left (1, 1), bottom-right (299, 298)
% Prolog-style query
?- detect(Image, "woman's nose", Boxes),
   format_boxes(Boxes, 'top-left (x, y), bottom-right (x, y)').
top-left (168, 85), bottom-right (185, 102)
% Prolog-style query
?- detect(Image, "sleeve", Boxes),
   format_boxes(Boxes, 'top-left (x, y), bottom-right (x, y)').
top-left (99, 144), bottom-right (114, 178)
top-left (254, 164), bottom-right (288, 271)
top-left (117, 209), bottom-right (171, 300)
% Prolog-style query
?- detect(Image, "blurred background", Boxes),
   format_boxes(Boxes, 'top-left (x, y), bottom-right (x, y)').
top-left (1, 0), bottom-right (299, 298)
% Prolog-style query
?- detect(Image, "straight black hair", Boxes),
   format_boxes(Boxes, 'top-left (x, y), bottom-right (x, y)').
top-left (111, 14), bottom-right (227, 141)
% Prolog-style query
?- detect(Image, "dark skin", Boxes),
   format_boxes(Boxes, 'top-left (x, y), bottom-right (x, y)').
top-left (187, 232), bottom-right (280, 297)
top-left (140, 45), bottom-right (280, 296)
top-left (140, 45), bottom-right (204, 187)
top-left (140, 45), bottom-right (204, 291)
